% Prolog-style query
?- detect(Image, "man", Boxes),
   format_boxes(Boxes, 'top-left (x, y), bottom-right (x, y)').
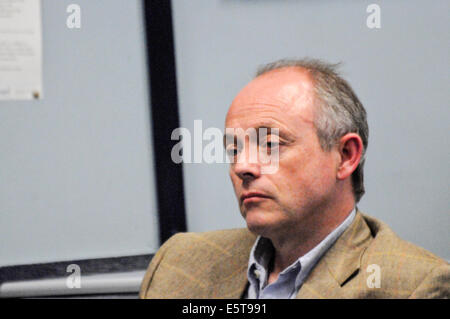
top-left (140, 59), bottom-right (449, 298)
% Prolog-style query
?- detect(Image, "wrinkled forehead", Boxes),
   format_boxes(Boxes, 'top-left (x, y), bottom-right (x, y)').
top-left (225, 67), bottom-right (316, 128)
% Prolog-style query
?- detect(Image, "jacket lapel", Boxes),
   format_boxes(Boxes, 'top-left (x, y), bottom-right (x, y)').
top-left (296, 211), bottom-right (373, 298)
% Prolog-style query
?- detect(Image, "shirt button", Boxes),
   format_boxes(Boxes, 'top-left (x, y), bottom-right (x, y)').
top-left (254, 269), bottom-right (261, 279)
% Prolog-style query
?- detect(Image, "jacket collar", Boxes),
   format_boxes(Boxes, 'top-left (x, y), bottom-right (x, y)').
top-left (296, 211), bottom-right (373, 298)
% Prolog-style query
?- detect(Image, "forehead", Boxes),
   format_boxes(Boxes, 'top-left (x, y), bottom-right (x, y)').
top-left (225, 67), bottom-right (316, 130)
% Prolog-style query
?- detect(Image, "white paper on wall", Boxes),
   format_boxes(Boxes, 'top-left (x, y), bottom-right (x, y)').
top-left (0, 0), bottom-right (42, 100)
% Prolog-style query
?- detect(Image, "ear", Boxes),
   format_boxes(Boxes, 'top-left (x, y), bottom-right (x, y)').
top-left (336, 133), bottom-right (363, 180)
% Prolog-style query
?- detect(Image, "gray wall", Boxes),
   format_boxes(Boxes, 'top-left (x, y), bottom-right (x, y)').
top-left (172, 0), bottom-right (450, 259)
top-left (0, 0), bottom-right (448, 268)
top-left (0, 0), bottom-right (159, 266)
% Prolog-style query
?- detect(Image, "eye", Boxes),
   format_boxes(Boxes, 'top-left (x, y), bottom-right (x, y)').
top-left (226, 144), bottom-right (241, 159)
top-left (265, 141), bottom-right (279, 148)
top-left (261, 139), bottom-right (279, 149)
top-left (226, 148), bottom-right (238, 157)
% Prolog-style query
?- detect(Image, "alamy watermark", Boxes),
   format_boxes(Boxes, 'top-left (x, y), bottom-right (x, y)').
top-left (66, 264), bottom-right (81, 289)
top-left (65, 4), bottom-right (381, 30)
top-left (171, 120), bottom-right (280, 174)
top-left (66, 4), bottom-right (81, 29)
top-left (366, 4), bottom-right (381, 29)
top-left (366, 264), bottom-right (381, 288)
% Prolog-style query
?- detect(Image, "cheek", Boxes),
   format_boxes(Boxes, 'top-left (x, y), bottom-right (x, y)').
top-left (276, 151), bottom-right (336, 196)
top-left (305, 154), bottom-right (338, 193)
top-left (270, 163), bottom-right (305, 202)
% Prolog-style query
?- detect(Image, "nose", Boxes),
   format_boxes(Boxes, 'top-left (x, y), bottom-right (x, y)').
top-left (233, 149), bottom-right (261, 182)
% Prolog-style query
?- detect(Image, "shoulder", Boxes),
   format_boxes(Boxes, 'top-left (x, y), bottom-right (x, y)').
top-left (361, 212), bottom-right (446, 267)
top-left (358, 213), bottom-right (449, 298)
top-left (149, 227), bottom-right (256, 266)
top-left (158, 228), bottom-right (256, 258)
top-left (139, 228), bottom-right (256, 298)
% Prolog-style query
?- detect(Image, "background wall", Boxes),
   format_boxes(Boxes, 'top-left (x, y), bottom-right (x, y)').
top-left (0, 0), bottom-right (159, 266)
top-left (172, 0), bottom-right (450, 259)
top-left (0, 0), bottom-right (448, 268)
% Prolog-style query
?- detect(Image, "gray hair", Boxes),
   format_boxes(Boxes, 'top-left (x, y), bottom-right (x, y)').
top-left (256, 58), bottom-right (369, 202)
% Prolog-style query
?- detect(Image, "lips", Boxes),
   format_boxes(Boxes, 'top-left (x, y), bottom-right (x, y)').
top-left (240, 191), bottom-right (271, 204)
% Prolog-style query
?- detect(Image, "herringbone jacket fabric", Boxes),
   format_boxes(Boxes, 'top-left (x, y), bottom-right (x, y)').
top-left (139, 212), bottom-right (450, 298)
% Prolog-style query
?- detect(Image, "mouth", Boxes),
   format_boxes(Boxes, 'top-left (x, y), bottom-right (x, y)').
top-left (240, 192), bottom-right (271, 205)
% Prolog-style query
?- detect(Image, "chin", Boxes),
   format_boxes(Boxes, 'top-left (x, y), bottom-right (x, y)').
top-left (244, 210), bottom-right (274, 236)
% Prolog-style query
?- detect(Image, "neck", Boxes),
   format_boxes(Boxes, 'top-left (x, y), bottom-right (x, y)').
top-left (268, 195), bottom-right (355, 283)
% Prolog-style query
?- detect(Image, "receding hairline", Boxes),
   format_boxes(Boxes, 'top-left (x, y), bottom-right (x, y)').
top-left (253, 65), bottom-right (317, 86)
top-left (255, 58), bottom-right (342, 78)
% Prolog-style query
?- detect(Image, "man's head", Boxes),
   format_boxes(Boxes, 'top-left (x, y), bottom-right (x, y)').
top-left (224, 58), bottom-right (368, 239)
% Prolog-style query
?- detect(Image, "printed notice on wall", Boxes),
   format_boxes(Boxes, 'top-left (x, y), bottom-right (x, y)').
top-left (0, 0), bottom-right (42, 100)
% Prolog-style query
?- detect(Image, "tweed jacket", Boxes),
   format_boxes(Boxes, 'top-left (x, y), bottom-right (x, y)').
top-left (139, 212), bottom-right (450, 298)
